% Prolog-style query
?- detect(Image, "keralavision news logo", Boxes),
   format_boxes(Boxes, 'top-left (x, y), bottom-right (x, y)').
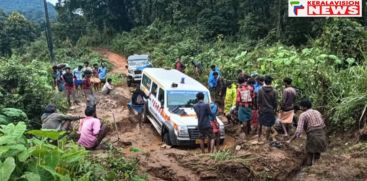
top-left (289, 0), bottom-right (362, 17)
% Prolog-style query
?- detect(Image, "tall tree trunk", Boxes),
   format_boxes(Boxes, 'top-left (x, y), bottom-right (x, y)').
top-left (276, 0), bottom-right (282, 40)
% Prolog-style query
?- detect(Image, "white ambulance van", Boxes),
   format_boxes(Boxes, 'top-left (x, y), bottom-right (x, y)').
top-left (140, 68), bottom-right (225, 146)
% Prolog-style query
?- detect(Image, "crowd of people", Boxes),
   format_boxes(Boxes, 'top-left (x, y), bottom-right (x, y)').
top-left (42, 59), bottom-right (326, 165)
top-left (190, 64), bottom-right (327, 166)
top-left (44, 61), bottom-right (113, 149)
top-left (52, 61), bottom-right (113, 105)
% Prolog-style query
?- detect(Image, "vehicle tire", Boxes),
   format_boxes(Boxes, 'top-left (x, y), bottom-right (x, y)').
top-left (220, 139), bottom-right (224, 145)
top-left (163, 131), bottom-right (172, 146)
top-left (141, 103), bottom-right (149, 123)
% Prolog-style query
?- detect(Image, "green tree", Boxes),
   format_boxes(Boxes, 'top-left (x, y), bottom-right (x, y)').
top-left (3, 12), bottom-right (37, 54)
top-left (0, 10), bottom-right (11, 56)
top-left (316, 18), bottom-right (367, 64)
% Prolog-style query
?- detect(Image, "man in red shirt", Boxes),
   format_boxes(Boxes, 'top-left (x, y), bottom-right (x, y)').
top-left (175, 57), bottom-right (185, 73)
top-left (82, 70), bottom-right (93, 98)
top-left (236, 77), bottom-right (255, 136)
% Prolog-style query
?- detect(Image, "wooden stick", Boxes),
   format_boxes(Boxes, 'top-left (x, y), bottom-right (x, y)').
top-left (358, 104), bottom-right (367, 130)
top-left (112, 113), bottom-right (121, 142)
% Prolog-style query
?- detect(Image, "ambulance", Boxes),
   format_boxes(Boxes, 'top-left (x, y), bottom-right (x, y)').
top-left (140, 68), bottom-right (225, 146)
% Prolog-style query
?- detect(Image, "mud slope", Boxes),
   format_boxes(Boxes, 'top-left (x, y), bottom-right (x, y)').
top-left (68, 49), bottom-right (367, 181)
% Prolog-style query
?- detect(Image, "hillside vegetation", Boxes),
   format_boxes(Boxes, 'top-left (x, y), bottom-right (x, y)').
top-left (0, 0), bottom-right (56, 22)
top-left (0, 0), bottom-right (367, 180)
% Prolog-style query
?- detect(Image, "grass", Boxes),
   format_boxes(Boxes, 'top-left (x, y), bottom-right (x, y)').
top-left (210, 149), bottom-right (234, 161)
top-left (109, 73), bottom-right (126, 86)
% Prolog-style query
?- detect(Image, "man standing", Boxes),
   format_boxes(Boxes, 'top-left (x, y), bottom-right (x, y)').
top-left (287, 99), bottom-right (327, 166)
top-left (208, 72), bottom-right (219, 88)
top-left (73, 65), bottom-right (83, 94)
top-left (257, 76), bottom-right (277, 142)
top-left (224, 82), bottom-right (237, 117)
top-left (237, 69), bottom-right (245, 83)
top-left (250, 76), bottom-right (263, 131)
top-left (82, 70), bottom-right (93, 97)
top-left (254, 76), bottom-right (264, 94)
top-left (279, 78), bottom-right (297, 136)
top-left (131, 85), bottom-right (146, 106)
top-left (98, 63), bottom-right (108, 84)
top-left (208, 65), bottom-right (221, 87)
top-left (63, 67), bottom-right (76, 106)
top-left (52, 65), bottom-right (59, 90)
top-left (175, 58), bottom-right (185, 73)
top-left (208, 72), bottom-right (220, 101)
top-left (194, 92), bottom-right (214, 153)
top-left (82, 61), bottom-right (93, 77)
top-left (191, 60), bottom-right (203, 75)
top-left (78, 107), bottom-right (106, 150)
top-left (236, 77), bottom-right (255, 135)
top-left (54, 66), bottom-right (64, 92)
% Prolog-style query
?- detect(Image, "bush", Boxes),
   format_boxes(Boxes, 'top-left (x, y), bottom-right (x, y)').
top-left (112, 25), bottom-right (367, 131)
top-left (0, 122), bottom-right (146, 181)
top-left (316, 18), bottom-right (367, 64)
top-left (0, 108), bottom-right (28, 126)
top-left (0, 56), bottom-right (66, 128)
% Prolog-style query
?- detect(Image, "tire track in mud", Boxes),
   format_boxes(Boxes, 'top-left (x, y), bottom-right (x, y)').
top-left (69, 49), bottom-right (204, 181)
top-left (69, 49), bottom-right (311, 181)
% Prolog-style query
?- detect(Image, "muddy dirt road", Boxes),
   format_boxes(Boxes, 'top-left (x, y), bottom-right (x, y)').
top-left (69, 50), bottom-right (367, 181)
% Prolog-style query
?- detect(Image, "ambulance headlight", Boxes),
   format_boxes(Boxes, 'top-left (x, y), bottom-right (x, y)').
top-left (174, 124), bottom-right (188, 137)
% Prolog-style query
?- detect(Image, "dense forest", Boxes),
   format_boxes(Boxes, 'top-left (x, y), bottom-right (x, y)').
top-left (1, 0), bottom-right (367, 180)
top-left (53, 0), bottom-right (367, 130)
top-left (0, 0), bottom-right (57, 22)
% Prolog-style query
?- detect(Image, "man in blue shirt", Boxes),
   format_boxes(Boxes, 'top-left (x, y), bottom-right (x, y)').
top-left (208, 65), bottom-right (221, 89)
top-left (194, 92), bottom-right (214, 153)
top-left (254, 76), bottom-right (264, 94)
top-left (73, 65), bottom-right (83, 93)
top-left (98, 63), bottom-right (108, 84)
top-left (208, 72), bottom-right (220, 89)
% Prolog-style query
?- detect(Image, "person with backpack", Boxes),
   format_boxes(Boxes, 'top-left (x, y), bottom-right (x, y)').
top-left (63, 67), bottom-right (77, 106)
top-left (236, 77), bottom-right (255, 136)
top-left (257, 76), bottom-right (278, 142)
top-left (279, 77), bottom-right (297, 137)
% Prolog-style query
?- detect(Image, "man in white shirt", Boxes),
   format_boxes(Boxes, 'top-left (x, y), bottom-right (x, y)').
top-left (102, 78), bottom-right (113, 95)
